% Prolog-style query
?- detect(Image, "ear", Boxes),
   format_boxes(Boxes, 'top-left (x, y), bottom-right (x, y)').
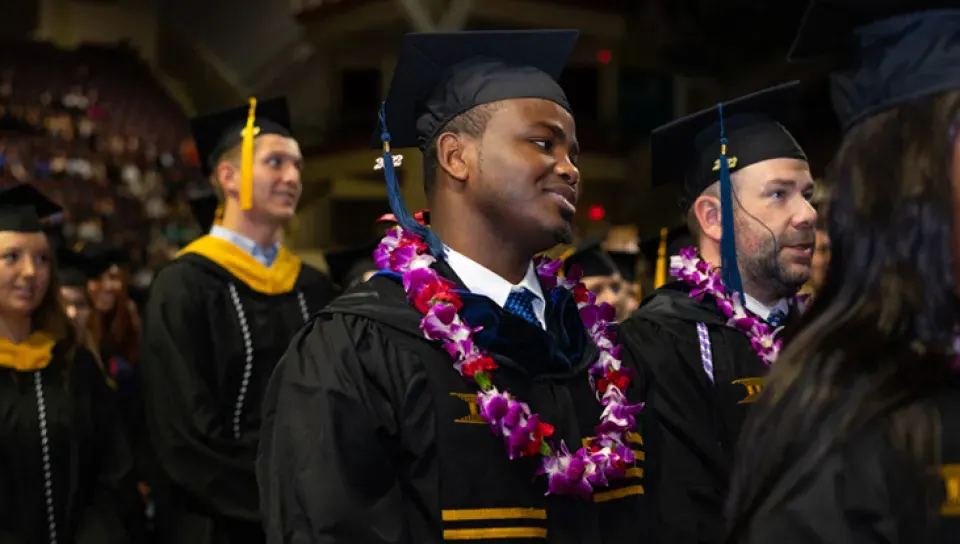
top-left (693, 193), bottom-right (722, 244)
top-left (216, 161), bottom-right (239, 198)
top-left (436, 132), bottom-right (471, 183)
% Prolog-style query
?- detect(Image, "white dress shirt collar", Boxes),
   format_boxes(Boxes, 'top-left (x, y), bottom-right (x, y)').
top-left (743, 292), bottom-right (789, 323)
top-left (443, 246), bottom-right (546, 329)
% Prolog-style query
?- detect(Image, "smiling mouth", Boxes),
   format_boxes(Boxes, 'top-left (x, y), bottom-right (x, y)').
top-left (13, 286), bottom-right (34, 298)
top-left (545, 188), bottom-right (577, 214)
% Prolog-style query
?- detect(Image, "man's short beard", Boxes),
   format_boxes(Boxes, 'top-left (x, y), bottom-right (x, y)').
top-left (740, 248), bottom-right (806, 299)
top-left (736, 217), bottom-right (808, 300)
top-left (552, 223), bottom-right (573, 246)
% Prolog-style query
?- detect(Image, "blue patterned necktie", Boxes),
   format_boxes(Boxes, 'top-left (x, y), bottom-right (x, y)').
top-left (767, 308), bottom-right (787, 328)
top-left (504, 288), bottom-right (542, 328)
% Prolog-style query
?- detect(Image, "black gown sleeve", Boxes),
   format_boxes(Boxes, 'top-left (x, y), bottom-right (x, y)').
top-left (618, 316), bottom-right (730, 543)
top-left (620, 315), bottom-right (722, 465)
top-left (73, 348), bottom-right (134, 544)
top-left (140, 265), bottom-right (260, 521)
top-left (737, 427), bottom-right (930, 543)
top-left (257, 314), bottom-right (413, 544)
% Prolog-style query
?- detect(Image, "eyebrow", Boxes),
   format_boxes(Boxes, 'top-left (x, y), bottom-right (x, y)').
top-left (532, 121), bottom-right (579, 156)
top-left (765, 178), bottom-right (815, 191)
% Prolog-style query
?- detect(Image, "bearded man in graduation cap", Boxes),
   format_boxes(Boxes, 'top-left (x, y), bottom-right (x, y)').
top-left (617, 82), bottom-right (817, 544)
top-left (140, 97), bottom-right (337, 544)
top-left (257, 30), bottom-right (645, 544)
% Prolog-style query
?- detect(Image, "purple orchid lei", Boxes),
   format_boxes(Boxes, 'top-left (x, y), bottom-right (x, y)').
top-left (374, 225), bottom-right (644, 499)
top-left (671, 247), bottom-right (960, 370)
top-left (670, 247), bottom-right (811, 365)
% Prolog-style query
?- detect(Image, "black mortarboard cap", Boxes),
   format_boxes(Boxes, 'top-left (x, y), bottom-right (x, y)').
top-left (562, 238), bottom-right (618, 278)
top-left (375, 30), bottom-right (578, 257)
top-left (57, 246), bottom-right (96, 288)
top-left (324, 240), bottom-right (381, 290)
top-left (608, 251), bottom-right (640, 283)
top-left (188, 192), bottom-right (220, 233)
top-left (651, 81), bottom-right (808, 212)
top-left (190, 96), bottom-right (292, 177)
top-left (0, 184), bottom-right (63, 232)
top-left (76, 242), bottom-right (128, 278)
top-left (378, 29), bottom-right (578, 150)
top-left (640, 225), bottom-right (693, 267)
top-left (789, 1), bottom-right (960, 131)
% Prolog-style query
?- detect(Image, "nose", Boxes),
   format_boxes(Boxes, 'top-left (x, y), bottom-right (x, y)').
top-left (21, 256), bottom-right (36, 277)
top-left (283, 163), bottom-right (302, 190)
top-left (793, 197), bottom-right (817, 231)
top-left (555, 153), bottom-right (580, 188)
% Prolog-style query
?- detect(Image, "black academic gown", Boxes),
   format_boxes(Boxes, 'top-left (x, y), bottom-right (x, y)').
top-left (618, 281), bottom-right (801, 544)
top-left (257, 261), bottom-right (646, 543)
top-left (734, 377), bottom-right (960, 543)
top-left (140, 236), bottom-right (337, 544)
top-left (0, 342), bottom-right (133, 544)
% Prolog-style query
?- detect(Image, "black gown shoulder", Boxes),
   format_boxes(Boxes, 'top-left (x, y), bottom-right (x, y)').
top-left (258, 273), bottom-right (646, 544)
top-left (0, 343), bottom-right (133, 544)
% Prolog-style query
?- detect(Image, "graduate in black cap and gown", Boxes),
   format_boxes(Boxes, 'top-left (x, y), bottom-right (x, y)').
top-left (617, 82), bottom-right (818, 544)
top-left (0, 184), bottom-right (133, 544)
top-left (726, 2), bottom-right (960, 541)
top-left (562, 239), bottom-right (635, 322)
top-left (258, 30), bottom-right (645, 543)
top-left (140, 97), bottom-right (337, 544)
top-left (75, 243), bottom-right (145, 486)
top-left (56, 246), bottom-right (116, 388)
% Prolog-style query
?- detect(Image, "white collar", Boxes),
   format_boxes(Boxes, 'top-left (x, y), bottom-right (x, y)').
top-left (443, 246), bottom-right (546, 329)
top-left (742, 292), bottom-right (789, 322)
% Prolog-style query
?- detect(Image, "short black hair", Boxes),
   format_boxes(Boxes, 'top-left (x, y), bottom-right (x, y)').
top-left (422, 103), bottom-right (499, 196)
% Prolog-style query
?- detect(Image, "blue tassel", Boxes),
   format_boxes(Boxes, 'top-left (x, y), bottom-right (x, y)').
top-left (717, 103), bottom-right (745, 305)
top-left (378, 102), bottom-right (444, 258)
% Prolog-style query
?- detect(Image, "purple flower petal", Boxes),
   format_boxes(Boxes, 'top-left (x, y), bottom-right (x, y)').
top-left (541, 445), bottom-right (593, 500)
top-left (579, 305), bottom-right (600, 330)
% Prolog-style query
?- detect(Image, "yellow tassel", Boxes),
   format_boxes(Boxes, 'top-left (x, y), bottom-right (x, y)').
top-left (557, 247), bottom-right (576, 278)
top-left (240, 97), bottom-right (258, 210)
top-left (214, 203), bottom-right (224, 226)
top-left (654, 227), bottom-right (668, 288)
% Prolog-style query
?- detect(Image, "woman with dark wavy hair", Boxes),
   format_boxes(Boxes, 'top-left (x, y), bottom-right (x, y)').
top-left (726, 3), bottom-right (960, 542)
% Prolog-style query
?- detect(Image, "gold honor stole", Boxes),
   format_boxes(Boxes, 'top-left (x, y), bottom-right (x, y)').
top-left (0, 332), bottom-right (57, 371)
top-left (177, 235), bottom-right (302, 295)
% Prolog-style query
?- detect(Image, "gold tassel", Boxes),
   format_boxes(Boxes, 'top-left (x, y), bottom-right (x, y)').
top-left (240, 97), bottom-right (258, 210)
top-left (213, 203), bottom-right (224, 226)
top-left (557, 247), bottom-right (576, 278)
top-left (654, 227), bottom-right (668, 288)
